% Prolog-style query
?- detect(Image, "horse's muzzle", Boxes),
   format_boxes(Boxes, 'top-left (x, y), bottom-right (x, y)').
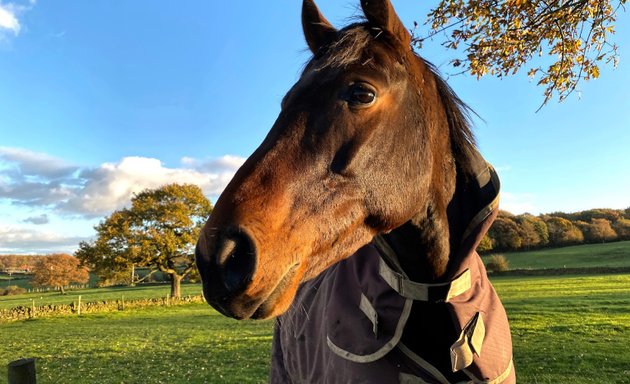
top-left (195, 225), bottom-right (258, 319)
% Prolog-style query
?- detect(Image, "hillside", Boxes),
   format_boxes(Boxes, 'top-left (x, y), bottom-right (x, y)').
top-left (482, 240), bottom-right (630, 270)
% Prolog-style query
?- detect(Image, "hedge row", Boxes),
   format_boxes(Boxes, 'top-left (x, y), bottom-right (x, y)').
top-left (0, 295), bottom-right (205, 323)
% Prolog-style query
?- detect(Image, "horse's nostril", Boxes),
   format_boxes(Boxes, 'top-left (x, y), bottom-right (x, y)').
top-left (218, 231), bottom-right (257, 295)
top-left (216, 238), bottom-right (238, 265)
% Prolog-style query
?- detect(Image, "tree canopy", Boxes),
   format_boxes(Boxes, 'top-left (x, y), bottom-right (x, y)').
top-left (76, 183), bottom-right (212, 298)
top-left (31, 254), bottom-right (89, 294)
top-left (0, 255), bottom-right (45, 273)
top-left (482, 207), bottom-right (630, 252)
top-left (415, 0), bottom-right (626, 107)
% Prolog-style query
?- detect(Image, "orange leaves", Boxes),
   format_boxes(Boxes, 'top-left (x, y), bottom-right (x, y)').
top-left (417, 0), bottom-right (623, 107)
top-left (527, 68), bottom-right (539, 78)
top-left (31, 254), bottom-right (89, 291)
top-left (508, 0), bottom-right (530, 7)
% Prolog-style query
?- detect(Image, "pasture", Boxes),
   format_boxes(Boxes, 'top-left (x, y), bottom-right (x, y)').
top-left (1, 273), bottom-right (629, 383)
top-left (0, 274), bottom-right (30, 290)
top-left (494, 274), bottom-right (630, 383)
top-left (482, 240), bottom-right (630, 270)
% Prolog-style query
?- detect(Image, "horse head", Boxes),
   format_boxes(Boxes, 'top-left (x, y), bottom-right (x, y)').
top-left (196, 0), bottom-right (475, 320)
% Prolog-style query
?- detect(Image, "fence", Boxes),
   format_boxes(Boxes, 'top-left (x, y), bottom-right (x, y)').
top-left (0, 294), bottom-right (204, 323)
top-left (25, 285), bottom-right (90, 293)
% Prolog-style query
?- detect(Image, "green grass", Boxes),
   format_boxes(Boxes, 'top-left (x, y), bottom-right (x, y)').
top-left (0, 275), bottom-right (31, 289)
top-left (482, 240), bottom-right (630, 270)
top-left (0, 304), bottom-right (274, 384)
top-left (0, 272), bottom-right (117, 290)
top-left (1, 274), bottom-right (629, 383)
top-left (493, 274), bottom-right (630, 383)
top-left (0, 284), bottom-right (203, 310)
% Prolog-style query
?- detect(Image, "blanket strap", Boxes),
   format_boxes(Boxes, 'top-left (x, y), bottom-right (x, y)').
top-left (378, 257), bottom-right (471, 303)
top-left (373, 235), bottom-right (472, 303)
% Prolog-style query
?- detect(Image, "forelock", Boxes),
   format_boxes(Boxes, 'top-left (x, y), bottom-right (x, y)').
top-left (309, 24), bottom-right (374, 71)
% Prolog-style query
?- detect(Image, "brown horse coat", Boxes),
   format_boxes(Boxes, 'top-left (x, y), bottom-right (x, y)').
top-left (270, 149), bottom-right (515, 384)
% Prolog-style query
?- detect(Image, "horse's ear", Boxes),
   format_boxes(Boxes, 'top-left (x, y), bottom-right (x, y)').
top-left (302, 0), bottom-right (337, 54)
top-left (360, 0), bottom-right (411, 47)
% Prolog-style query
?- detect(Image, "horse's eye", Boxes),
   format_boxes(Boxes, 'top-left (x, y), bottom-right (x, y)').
top-left (345, 83), bottom-right (376, 106)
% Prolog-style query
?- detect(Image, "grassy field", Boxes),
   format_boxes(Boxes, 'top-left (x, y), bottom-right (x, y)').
top-left (0, 304), bottom-right (274, 384)
top-left (0, 283), bottom-right (202, 311)
top-left (1, 274), bottom-right (629, 383)
top-left (482, 240), bottom-right (630, 270)
top-left (0, 274), bottom-right (30, 289)
top-left (493, 274), bottom-right (630, 384)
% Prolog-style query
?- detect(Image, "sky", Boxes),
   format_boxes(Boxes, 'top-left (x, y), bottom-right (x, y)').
top-left (1, 0), bottom-right (629, 254)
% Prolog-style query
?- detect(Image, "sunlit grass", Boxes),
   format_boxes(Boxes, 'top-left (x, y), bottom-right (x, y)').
top-left (493, 274), bottom-right (630, 383)
top-left (1, 304), bottom-right (274, 384)
top-left (1, 276), bottom-right (628, 383)
top-left (482, 240), bottom-right (630, 269)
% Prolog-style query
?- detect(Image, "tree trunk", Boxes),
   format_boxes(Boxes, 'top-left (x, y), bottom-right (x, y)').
top-left (170, 274), bottom-right (183, 298)
top-left (59, 285), bottom-right (65, 295)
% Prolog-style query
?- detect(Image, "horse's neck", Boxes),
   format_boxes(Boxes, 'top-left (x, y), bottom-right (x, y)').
top-left (381, 206), bottom-right (456, 282)
top-left (380, 178), bottom-right (466, 283)
top-left (380, 81), bottom-right (472, 282)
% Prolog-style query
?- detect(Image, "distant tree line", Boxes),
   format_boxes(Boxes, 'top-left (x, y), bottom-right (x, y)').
top-left (481, 208), bottom-right (630, 253)
top-left (0, 255), bottom-right (46, 273)
top-left (0, 253), bottom-right (89, 294)
top-left (3, 205), bottom-right (628, 290)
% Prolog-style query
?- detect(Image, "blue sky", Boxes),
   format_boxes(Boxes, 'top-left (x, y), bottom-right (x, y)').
top-left (1, 0), bottom-right (628, 254)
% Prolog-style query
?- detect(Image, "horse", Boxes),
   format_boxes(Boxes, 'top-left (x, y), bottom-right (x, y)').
top-left (195, 0), bottom-right (515, 382)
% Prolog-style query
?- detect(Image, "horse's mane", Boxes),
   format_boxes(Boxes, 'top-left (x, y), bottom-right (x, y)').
top-left (307, 24), bottom-right (373, 70)
top-left (313, 23), bottom-right (373, 69)
top-left (306, 24), bottom-right (478, 177)
top-left (421, 60), bottom-right (478, 177)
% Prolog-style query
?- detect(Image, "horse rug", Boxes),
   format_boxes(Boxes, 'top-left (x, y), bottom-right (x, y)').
top-left (270, 151), bottom-right (515, 384)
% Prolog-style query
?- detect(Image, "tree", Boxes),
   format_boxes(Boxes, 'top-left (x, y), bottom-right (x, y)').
top-left (0, 255), bottom-right (44, 272)
top-left (516, 214), bottom-right (548, 249)
top-left (544, 216), bottom-right (584, 246)
top-left (488, 214), bottom-right (522, 250)
top-left (76, 184), bottom-right (212, 298)
top-left (416, 0), bottom-right (626, 107)
top-left (477, 234), bottom-right (494, 252)
top-left (31, 254), bottom-right (89, 294)
top-left (76, 210), bottom-right (139, 287)
top-left (612, 218), bottom-right (630, 240)
top-left (532, 217), bottom-right (550, 246)
top-left (584, 218), bottom-right (617, 242)
top-left (565, 208), bottom-right (623, 222)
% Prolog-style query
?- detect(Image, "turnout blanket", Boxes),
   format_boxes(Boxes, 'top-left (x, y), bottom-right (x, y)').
top-left (270, 151), bottom-right (515, 384)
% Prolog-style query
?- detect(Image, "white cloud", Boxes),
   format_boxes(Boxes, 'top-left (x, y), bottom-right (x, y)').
top-left (0, 146), bottom-right (78, 179)
top-left (494, 165), bottom-right (512, 173)
top-left (499, 192), bottom-right (540, 215)
top-left (0, 4), bottom-right (20, 35)
top-left (0, 224), bottom-right (88, 254)
top-left (63, 155), bottom-right (244, 216)
top-left (182, 155), bottom-right (246, 173)
top-left (0, 1), bottom-right (35, 39)
top-left (0, 147), bottom-right (246, 218)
